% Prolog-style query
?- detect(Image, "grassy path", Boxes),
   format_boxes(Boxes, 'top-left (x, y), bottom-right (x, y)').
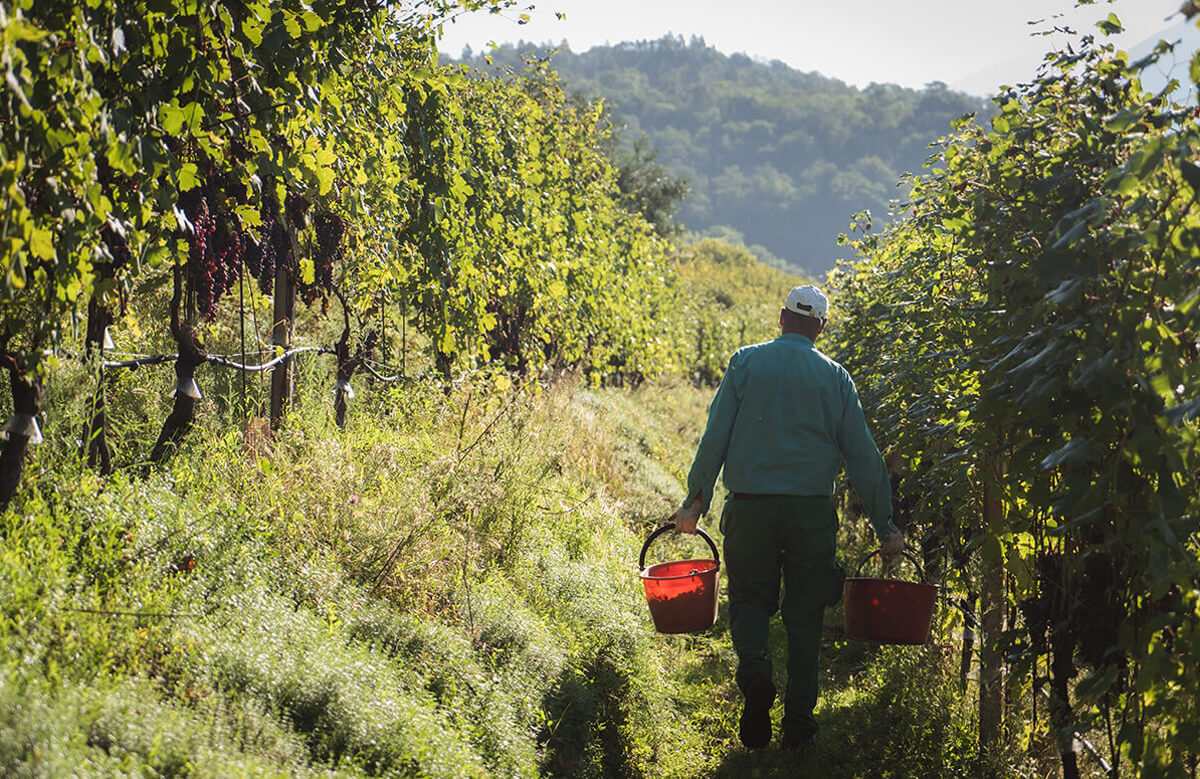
top-left (580, 380), bottom-right (986, 777)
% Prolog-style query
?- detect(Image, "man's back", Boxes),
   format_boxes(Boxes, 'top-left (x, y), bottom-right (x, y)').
top-left (720, 333), bottom-right (854, 498)
top-left (684, 330), bottom-right (894, 538)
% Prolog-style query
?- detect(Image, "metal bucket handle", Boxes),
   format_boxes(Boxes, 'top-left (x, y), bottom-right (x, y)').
top-left (639, 524), bottom-right (721, 570)
top-left (854, 548), bottom-right (931, 583)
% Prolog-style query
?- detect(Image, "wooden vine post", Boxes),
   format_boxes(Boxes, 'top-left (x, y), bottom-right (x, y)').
top-left (269, 225), bottom-right (299, 429)
top-left (80, 295), bottom-right (114, 474)
top-left (978, 450), bottom-right (1006, 768)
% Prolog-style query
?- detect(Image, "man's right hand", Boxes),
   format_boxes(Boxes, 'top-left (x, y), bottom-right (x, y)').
top-left (668, 499), bottom-right (702, 535)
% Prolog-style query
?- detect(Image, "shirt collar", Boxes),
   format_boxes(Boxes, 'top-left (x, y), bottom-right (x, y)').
top-left (779, 333), bottom-right (815, 347)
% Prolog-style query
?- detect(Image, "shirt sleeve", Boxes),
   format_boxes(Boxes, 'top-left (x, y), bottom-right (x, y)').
top-left (836, 372), bottom-right (899, 542)
top-left (684, 353), bottom-right (742, 514)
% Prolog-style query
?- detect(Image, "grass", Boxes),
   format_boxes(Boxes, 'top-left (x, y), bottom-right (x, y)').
top-left (0, 366), bottom-right (1019, 777)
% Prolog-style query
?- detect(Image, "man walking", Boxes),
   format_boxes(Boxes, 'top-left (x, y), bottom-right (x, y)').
top-left (671, 284), bottom-right (903, 750)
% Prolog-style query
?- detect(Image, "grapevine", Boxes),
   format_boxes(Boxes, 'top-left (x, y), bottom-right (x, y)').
top-left (827, 25), bottom-right (1200, 776)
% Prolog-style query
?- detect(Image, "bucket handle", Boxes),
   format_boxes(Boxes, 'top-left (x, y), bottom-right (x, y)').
top-left (854, 548), bottom-right (931, 583)
top-left (639, 524), bottom-right (720, 571)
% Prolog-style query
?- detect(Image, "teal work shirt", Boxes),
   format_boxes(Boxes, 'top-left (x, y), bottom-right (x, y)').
top-left (684, 333), bottom-right (898, 542)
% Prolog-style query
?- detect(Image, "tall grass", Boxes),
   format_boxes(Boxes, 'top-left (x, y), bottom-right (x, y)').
top-left (0, 371), bottom-right (724, 777)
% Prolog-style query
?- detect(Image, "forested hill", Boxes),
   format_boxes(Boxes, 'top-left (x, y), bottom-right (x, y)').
top-left (454, 36), bottom-right (989, 276)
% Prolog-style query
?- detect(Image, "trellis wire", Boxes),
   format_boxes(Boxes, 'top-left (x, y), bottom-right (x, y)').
top-left (103, 346), bottom-right (332, 372)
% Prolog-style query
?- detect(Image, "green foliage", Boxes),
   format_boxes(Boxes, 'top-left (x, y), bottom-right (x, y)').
top-left (381, 60), bottom-right (677, 378)
top-left (0, 0), bottom-right (394, 374)
top-left (0, 0), bottom-right (698, 502)
top-left (606, 134), bottom-right (690, 238)
top-left (456, 36), bottom-right (989, 276)
top-left (827, 19), bottom-right (1200, 776)
top-left (673, 239), bottom-right (804, 384)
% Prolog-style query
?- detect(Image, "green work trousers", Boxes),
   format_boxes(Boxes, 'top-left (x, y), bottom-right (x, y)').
top-left (722, 495), bottom-right (844, 741)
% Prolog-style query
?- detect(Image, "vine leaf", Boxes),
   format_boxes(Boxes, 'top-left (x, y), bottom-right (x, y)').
top-left (1180, 160), bottom-right (1200, 193)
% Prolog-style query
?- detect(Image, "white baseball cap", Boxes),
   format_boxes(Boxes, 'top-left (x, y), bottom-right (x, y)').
top-left (784, 285), bottom-right (828, 319)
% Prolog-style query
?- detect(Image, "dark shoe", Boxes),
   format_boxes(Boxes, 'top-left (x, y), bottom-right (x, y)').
top-left (738, 676), bottom-right (776, 749)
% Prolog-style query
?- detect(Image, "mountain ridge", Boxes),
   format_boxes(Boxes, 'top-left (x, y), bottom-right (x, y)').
top-left (453, 35), bottom-right (990, 275)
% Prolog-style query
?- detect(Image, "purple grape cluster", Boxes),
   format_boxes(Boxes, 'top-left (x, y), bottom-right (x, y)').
top-left (185, 189), bottom-right (246, 321)
top-left (244, 198), bottom-right (283, 296)
top-left (301, 211), bottom-right (344, 306)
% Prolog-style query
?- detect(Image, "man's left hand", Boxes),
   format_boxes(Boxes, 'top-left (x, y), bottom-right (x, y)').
top-left (881, 530), bottom-right (905, 561)
top-left (668, 500), bottom-right (702, 535)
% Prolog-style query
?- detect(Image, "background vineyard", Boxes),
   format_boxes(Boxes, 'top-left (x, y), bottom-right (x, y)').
top-left (826, 18), bottom-right (1200, 777)
top-left (1, 1), bottom-right (1199, 777)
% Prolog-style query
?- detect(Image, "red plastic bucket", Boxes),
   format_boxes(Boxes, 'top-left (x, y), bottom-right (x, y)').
top-left (638, 524), bottom-right (720, 634)
top-left (844, 550), bottom-right (939, 645)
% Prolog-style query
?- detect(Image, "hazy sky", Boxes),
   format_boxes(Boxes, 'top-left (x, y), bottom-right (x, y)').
top-left (437, 0), bottom-right (1186, 95)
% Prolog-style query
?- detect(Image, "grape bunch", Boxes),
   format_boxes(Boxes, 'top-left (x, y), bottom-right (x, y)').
top-left (212, 215), bottom-right (243, 308)
top-left (285, 192), bottom-right (310, 229)
top-left (185, 192), bottom-right (216, 316)
top-left (244, 197), bottom-right (285, 296)
top-left (301, 211), bottom-right (345, 306)
top-left (183, 186), bottom-right (248, 321)
top-left (99, 223), bottom-right (132, 270)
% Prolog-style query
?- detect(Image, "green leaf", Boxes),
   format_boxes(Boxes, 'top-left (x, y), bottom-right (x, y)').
top-left (7, 18), bottom-right (48, 43)
top-left (242, 19), bottom-right (264, 46)
top-left (1051, 220), bottom-right (1088, 250)
top-left (1114, 174), bottom-right (1140, 196)
top-left (1045, 278), bottom-right (1083, 305)
top-left (1097, 12), bottom-right (1124, 35)
top-left (1041, 437), bottom-right (1093, 470)
top-left (3, 250), bottom-right (26, 291)
top-left (29, 228), bottom-right (54, 260)
top-left (316, 165), bottom-right (335, 195)
top-left (1076, 665), bottom-right (1120, 703)
top-left (1105, 108), bottom-right (1141, 133)
top-left (178, 162), bottom-right (200, 192)
top-left (160, 104), bottom-right (186, 135)
top-left (1181, 160), bottom-right (1200, 193)
top-left (234, 204), bottom-right (262, 227)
